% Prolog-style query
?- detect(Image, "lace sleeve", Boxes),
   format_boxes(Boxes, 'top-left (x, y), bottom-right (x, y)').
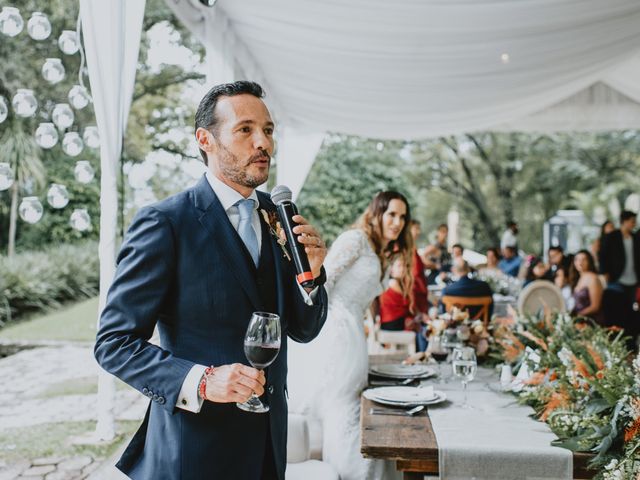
top-left (324, 229), bottom-right (368, 295)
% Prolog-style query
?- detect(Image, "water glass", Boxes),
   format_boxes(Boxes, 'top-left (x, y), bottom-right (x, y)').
top-left (452, 346), bottom-right (477, 409)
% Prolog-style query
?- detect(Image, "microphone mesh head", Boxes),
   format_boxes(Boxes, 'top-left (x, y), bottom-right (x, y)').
top-left (270, 185), bottom-right (292, 205)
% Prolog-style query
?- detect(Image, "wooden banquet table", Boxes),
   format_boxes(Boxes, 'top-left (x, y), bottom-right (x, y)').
top-left (360, 355), bottom-right (596, 480)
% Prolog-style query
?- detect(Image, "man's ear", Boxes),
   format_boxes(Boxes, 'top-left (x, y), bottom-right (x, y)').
top-left (195, 127), bottom-right (216, 156)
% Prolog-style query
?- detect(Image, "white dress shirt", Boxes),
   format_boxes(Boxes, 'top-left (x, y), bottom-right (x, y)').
top-left (176, 172), bottom-right (316, 412)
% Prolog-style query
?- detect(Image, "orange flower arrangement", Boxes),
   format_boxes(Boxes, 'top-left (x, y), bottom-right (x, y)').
top-left (624, 417), bottom-right (640, 443)
top-left (585, 344), bottom-right (605, 370)
top-left (521, 330), bottom-right (548, 351)
top-left (570, 354), bottom-right (593, 380)
top-left (540, 388), bottom-right (570, 421)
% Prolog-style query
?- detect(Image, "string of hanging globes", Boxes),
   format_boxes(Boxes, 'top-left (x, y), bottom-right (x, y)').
top-left (0, 6), bottom-right (96, 232)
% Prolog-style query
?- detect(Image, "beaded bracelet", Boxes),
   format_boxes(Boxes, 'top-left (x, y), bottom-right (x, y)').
top-left (198, 366), bottom-right (215, 400)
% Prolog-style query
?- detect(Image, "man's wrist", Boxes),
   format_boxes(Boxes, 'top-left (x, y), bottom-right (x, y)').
top-left (198, 366), bottom-right (216, 401)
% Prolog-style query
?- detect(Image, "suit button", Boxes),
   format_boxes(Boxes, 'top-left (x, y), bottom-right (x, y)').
top-left (268, 385), bottom-right (274, 395)
top-left (142, 387), bottom-right (149, 395)
top-left (158, 396), bottom-right (165, 405)
top-left (152, 394), bottom-right (159, 401)
top-left (147, 390), bottom-right (153, 398)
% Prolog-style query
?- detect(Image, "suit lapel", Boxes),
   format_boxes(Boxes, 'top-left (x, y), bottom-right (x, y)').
top-left (257, 193), bottom-right (287, 317)
top-left (192, 176), bottom-right (262, 310)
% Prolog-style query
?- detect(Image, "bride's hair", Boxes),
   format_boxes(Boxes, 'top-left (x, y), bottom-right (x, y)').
top-left (354, 191), bottom-right (415, 311)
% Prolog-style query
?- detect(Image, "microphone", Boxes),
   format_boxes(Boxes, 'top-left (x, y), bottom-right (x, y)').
top-left (270, 185), bottom-right (315, 288)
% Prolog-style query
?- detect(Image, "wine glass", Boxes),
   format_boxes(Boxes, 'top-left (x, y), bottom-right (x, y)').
top-left (237, 312), bottom-right (281, 413)
top-left (428, 335), bottom-right (448, 383)
top-left (452, 346), bottom-right (477, 409)
top-left (439, 329), bottom-right (462, 383)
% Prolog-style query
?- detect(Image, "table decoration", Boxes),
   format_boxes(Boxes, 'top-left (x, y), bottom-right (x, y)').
top-left (492, 310), bottom-right (640, 479)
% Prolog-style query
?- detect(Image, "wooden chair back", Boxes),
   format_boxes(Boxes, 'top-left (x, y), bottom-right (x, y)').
top-left (441, 295), bottom-right (492, 327)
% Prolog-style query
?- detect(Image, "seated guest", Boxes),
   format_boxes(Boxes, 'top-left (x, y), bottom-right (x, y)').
top-left (451, 243), bottom-right (464, 261)
top-left (379, 258), bottom-right (429, 351)
top-left (546, 245), bottom-right (570, 280)
top-left (440, 259), bottom-right (493, 317)
top-left (524, 256), bottom-right (550, 286)
top-left (409, 220), bottom-right (429, 314)
top-left (499, 246), bottom-right (522, 277)
top-left (554, 261), bottom-right (574, 311)
top-left (569, 250), bottom-right (604, 325)
top-left (478, 247), bottom-right (502, 276)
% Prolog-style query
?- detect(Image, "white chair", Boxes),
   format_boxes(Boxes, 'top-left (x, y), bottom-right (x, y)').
top-left (286, 413), bottom-right (339, 480)
top-left (517, 280), bottom-right (566, 316)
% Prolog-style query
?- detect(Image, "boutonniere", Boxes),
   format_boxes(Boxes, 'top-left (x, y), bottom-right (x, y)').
top-left (260, 209), bottom-right (291, 261)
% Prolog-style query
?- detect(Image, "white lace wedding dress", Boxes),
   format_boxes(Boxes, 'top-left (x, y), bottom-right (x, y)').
top-left (288, 229), bottom-right (399, 480)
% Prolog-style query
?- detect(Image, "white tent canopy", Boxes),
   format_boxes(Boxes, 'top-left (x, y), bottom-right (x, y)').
top-left (167, 0), bottom-right (640, 139)
top-left (81, 0), bottom-right (640, 439)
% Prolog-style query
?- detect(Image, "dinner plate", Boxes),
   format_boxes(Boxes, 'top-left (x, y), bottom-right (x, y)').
top-left (363, 387), bottom-right (447, 407)
top-left (369, 364), bottom-right (436, 379)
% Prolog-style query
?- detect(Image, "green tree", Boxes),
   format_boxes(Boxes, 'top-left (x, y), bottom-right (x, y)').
top-left (297, 134), bottom-right (414, 244)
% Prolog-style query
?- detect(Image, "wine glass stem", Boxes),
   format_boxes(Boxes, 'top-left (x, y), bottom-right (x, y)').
top-left (462, 381), bottom-right (468, 407)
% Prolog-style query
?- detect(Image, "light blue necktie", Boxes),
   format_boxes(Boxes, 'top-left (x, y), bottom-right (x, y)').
top-left (236, 199), bottom-right (259, 266)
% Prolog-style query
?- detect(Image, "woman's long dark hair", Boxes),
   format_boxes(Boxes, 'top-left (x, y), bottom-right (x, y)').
top-left (568, 249), bottom-right (597, 290)
top-left (354, 191), bottom-right (414, 307)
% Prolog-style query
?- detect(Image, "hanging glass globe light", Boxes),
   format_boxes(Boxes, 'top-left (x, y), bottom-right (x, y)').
top-left (27, 12), bottom-right (51, 40)
top-left (70, 208), bottom-right (91, 232)
top-left (62, 132), bottom-right (83, 156)
top-left (0, 7), bottom-right (24, 37)
top-left (68, 85), bottom-right (90, 110)
top-left (35, 122), bottom-right (59, 149)
top-left (19, 197), bottom-right (44, 224)
top-left (58, 30), bottom-right (79, 55)
top-left (82, 126), bottom-right (100, 149)
top-left (52, 103), bottom-right (74, 129)
top-left (0, 163), bottom-right (14, 191)
top-left (46, 183), bottom-right (70, 209)
top-left (12, 89), bottom-right (38, 118)
top-left (74, 160), bottom-right (95, 184)
top-left (0, 96), bottom-right (7, 124)
top-left (42, 58), bottom-right (65, 84)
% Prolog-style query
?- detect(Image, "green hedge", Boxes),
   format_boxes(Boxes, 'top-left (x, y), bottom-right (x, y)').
top-left (0, 242), bottom-right (99, 326)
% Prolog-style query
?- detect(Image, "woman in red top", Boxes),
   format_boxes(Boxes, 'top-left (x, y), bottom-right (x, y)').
top-left (379, 255), bottom-right (430, 351)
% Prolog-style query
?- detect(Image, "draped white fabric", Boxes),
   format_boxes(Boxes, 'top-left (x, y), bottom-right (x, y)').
top-left (275, 127), bottom-right (324, 200)
top-left (171, 0), bottom-right (640, 138)
top-left (80, 0), bottom-right (146, 441)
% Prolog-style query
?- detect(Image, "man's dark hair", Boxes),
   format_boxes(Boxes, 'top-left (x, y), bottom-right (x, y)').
top-left (620, 210), bottom-right (637, 224)
top-left (548, 245), bottom-right (563, 254)
top-left (194, 81), bottom-right (265, 165)
top-left (409, 219), bottom-right (421, 227)
top-left (437, 223), bottom-right (448, 230)
top-left (506, 220), bottom-right (517, 228)
top-left (452, 243), bottom-right (464, 253)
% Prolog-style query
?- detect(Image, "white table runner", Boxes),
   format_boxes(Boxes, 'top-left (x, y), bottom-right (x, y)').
top-left (427, 367), bottom-right (572, 480)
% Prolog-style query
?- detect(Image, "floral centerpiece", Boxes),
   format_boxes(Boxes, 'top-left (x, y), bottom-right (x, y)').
top-left (492, 310), bottom-right (640, 479)
top-left (426, 307), bottom-right (491, 358)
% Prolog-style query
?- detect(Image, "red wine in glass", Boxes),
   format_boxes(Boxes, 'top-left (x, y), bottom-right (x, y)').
top-left (237, 312), bottom-right (281, 413)
top-left (431, 351), bottom-right (449, 362)
top-left (244, 344), bottom-right (280, 369)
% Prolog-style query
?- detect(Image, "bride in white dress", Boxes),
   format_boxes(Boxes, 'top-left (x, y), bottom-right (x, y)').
top-left (288, 191), bottom-right (415, 480)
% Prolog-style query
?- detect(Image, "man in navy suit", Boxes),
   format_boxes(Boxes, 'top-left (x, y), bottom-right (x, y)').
top-left (440, 259), bottom-right (494, 317)
top-left (94, 81), bottom-right (328, 479)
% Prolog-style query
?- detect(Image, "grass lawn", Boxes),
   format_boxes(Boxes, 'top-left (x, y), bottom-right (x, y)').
top-left (0, 297), bottom-right (98, 343)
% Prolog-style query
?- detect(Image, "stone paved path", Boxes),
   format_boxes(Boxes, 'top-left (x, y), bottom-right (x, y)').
top-left (0, 345), bottom-right (146, 480)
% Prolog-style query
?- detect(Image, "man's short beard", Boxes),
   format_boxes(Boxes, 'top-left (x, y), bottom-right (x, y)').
top-left (217, 142), bottom-right (270, 188)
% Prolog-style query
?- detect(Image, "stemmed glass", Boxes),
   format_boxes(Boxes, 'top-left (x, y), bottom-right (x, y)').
top-left (452, 346), bottom-right (477, 409)
top-left (440, 328), bottom-right (462, 383)
top-left (237, 312), bottom-right (281, 413)
top-left (428, 335), bottom-right (449, 383)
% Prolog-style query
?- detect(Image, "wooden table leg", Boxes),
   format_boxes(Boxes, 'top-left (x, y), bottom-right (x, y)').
top-left (402, 472), bottom-right (424, 480)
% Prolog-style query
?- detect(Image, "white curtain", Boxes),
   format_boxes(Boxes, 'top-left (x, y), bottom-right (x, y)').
top-left (80, 0), bottom-right (146, 441)
top-left (170, 0), bottom-right (640, 138)
top-left (276, 127), bottom-right (324, 200)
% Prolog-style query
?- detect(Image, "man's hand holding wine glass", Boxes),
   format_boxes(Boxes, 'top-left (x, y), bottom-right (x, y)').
top-left (201, 364), bottom-right (266, 404)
